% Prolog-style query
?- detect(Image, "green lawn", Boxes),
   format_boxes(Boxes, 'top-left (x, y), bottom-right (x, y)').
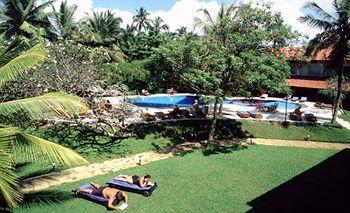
top-left (16, 134), bottom-right (170, 180)
top-left (242, 121), bottom-right (350, 143)
top-left (339, 110), bottom-right (350, 123)
top-left (16, 145), bottom-right (336, 213)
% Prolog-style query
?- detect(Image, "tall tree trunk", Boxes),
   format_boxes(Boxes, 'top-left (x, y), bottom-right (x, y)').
top-left (209, 98), bottom-right (218, 141)
top-left (218, 103), bottom-right (223, 114)
top-left (331, 58), bottom-right (344, 124)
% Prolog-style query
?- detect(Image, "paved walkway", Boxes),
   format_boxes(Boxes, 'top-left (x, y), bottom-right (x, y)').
top-left (251, 138), bottom-right (350, 150)
top-left (21, 138), bottom-right (350, 193)
top-left (21, 151), bottom-right (173, 193)
top-left (337, 118), bottom-right (350, 131)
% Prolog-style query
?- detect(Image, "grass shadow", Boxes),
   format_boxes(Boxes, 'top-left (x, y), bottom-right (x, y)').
top-left (247, 148), bottom-right (350, 212)
top-left (20, 190), bottom-right (74, 209)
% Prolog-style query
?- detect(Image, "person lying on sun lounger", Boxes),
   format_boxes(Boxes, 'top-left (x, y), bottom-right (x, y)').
top-left (75, 182), bottom-right (128, 210)
top-left (114, 174), bottom-right (152, 188)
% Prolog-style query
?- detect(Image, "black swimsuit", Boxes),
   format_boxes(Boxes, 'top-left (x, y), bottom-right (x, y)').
top-left (132, 175), bottom-right (140, 185)
top-left (93, 186), bottom-right (106, 196)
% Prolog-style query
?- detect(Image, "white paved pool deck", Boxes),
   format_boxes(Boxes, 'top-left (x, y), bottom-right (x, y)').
top-left (103, 94), bottom-right (334, 124)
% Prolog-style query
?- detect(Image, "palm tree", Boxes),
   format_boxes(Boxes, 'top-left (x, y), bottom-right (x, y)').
top-left (133, 7), bottom-right (150, 32)
top-left (147, 17), bottom-right (169, 36)
top-left (0, 37), bottom-right (89, 208)
top-left (176, 26), bottom-right (188, 37)
top-left (76, 10), bottom-right (122, 46)
top-left (0, 0), bottom-right (56, 40)
top-left (298, 0), bottom-right (350, 123)
top-left (194, 2), bottom-right (240, 141)
top-left (119, 24), bottom-right (137, 56)
top-left (52, 0), bottom-right (77, 39)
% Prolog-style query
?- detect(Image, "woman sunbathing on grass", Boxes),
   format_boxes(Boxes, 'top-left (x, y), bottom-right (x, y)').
top-left (114, 174), bottom-right (152, 187)
top-left (75, 182), bottom-right (128, 210)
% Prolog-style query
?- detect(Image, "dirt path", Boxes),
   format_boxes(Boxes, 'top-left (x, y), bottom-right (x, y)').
top-left (250, 138), bottom-right (350, 150)
top-left (21, 151), bottom-right (173, 194)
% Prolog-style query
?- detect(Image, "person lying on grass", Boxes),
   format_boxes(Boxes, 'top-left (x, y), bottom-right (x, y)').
top-left (114, 174), bottom-right (152, 187)
top-left (75, 182), bottom-right (128, 210)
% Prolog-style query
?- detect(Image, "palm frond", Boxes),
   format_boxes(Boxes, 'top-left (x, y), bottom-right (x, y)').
top-left (14, 133), bottom-right (89, 166)
top-left (0, 127), bottom-right (22, 208)
top-left (303, 2), bottom-right (336, 22)
top-left (0, 43), bottom-right (46, 86)
top-left (298, 15), bottom-right (333, 30)
top-left (0, 92), bottom-right (88, 121)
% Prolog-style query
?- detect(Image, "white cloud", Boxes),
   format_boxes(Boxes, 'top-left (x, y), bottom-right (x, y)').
top-left (247, 0), bottom-right (334, 39)
top-left (93, 7), bottom-right (133, 28)
top-left (149, 0), bottom-right (221, 32)
top-left (50, 0), bottom-right (94, 20)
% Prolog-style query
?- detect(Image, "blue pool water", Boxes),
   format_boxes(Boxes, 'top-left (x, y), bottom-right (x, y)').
top-left (224, 99), bottom-right (300, 109)
top-left (129, 95), bottom-right (199, 108)
top-left (129, 95), bottom-right (300, 109)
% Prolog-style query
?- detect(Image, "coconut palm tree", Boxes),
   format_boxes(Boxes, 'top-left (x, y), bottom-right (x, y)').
top-left (147, 17), bottom-right (169, 36)
top-left (298, 0), bottom-right (350, 123)
top-left (133, 7), bottom-right (150, 32)
top-left (52, 0), bottom-right (77, 39)
top-left (0, 0), bottom-right (56, 40)
top-left (76, 10), bottom-right (122, 47)
top-left (0, 37), bottom-right (89, 208)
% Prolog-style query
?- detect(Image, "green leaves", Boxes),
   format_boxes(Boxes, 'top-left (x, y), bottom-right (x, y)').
top-left (0, 126), bottom-right (89, 208)
top-left (0, 43), bottom-right (46, 87)
top-left (0, 93), bottom-right (88, 122)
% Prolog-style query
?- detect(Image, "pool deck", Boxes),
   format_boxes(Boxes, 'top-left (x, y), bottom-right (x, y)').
top-left (103, 94), bottom-right (333, 124)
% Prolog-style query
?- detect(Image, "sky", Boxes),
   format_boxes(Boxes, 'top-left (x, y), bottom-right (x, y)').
top-left (49, 0), bottom-right (335, 39)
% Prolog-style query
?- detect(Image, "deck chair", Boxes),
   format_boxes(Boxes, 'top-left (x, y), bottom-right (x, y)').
top-left (289, 112), bottom-right (302, 121)
top-left (305, 113), bottom-right (317, 122)
top-left (300, 97), bottom-right (307, 102)
top-left (291, 96), bottom-right (299, 101)
top-left (266, 104), bottom-right (278, 112)
top-left (237, 111), bottom-right (250, 118)
top-left (248, 111), bottom-right (262, 119)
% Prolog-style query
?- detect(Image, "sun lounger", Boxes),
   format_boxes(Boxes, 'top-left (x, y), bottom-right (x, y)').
top-left (305, 113), bottom-right (317, 122)
top-left (237, 111), bottom-right (250, 118)
top-left (314, 101), bottom-right (323, 108)
top-left (260, 94), bottom-right (268, 99)
top-left (289, 112), bottom-right (302, 121)
top-left (291, 96), bottom-right (299, 101)
top-left (75, 184), bottom-right (109, 206)
top-left (283, 95), bottom-right (292, 100)
top-left (323, 104), bottom-right (334, 109)
top-left (141, 112), bottom-right (157, 122)
top-left (248, 111), bottom-right (262, 119)
top-left (107, 179), bottom-right (157, 197)
top-left (256, 103), bottom-right (265, 112)
top-left (266, 104), bottom-right (278, 112)
top-left (300, 97), bottom-right (307, 102)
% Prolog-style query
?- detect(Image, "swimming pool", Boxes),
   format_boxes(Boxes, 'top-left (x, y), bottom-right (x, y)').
top-left (129, 95), bottom-right (199, 108)
top-left (224, 99), bottom-right (300, 109)
top-left (129, 95), bottom-right (300, 109)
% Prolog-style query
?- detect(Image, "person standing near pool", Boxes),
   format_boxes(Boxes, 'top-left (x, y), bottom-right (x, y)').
top-left (193, 100), bottom-right (199, 109)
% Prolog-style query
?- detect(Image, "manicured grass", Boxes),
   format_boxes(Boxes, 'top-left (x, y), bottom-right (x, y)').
top-left (339, 110), bottom-right (350, 122)
top-left (15, 145), bottom-right (336, 212)
top-left (16, 134), bottom-right (170, 179)
top-left (241, 121), bottom-right (350, 143)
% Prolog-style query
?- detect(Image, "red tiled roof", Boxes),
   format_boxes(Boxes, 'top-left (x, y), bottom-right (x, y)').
top-left (278, 47), bottom-right (350, 61)
top-left (287, 79), bottom-right (328, 89)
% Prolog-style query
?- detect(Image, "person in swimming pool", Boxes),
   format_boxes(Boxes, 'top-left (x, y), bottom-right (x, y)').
top-left (114, 174), bottom-right (152, 188)
top-left (75, 182), bottom-right (128, 210)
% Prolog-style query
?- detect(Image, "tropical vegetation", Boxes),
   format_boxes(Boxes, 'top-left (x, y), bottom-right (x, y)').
top-left (0, 0), bottom-right (349, 210)
top-left (299, 0), bottom-right (350, 123)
